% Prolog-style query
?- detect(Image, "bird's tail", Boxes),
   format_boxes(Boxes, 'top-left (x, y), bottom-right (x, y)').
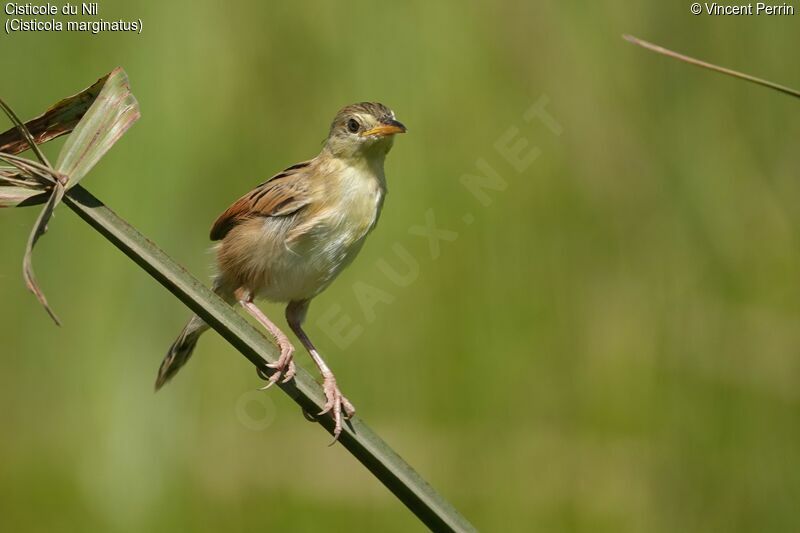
top-left (155, 279), bottom-right (233, 390)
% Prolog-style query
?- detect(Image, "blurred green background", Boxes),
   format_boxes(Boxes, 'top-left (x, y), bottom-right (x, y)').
top-left (2, 1), bottom-right (800, 531)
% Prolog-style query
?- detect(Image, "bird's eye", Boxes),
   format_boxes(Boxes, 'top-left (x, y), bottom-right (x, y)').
top-left (347, 118), bottom-right (360, 133)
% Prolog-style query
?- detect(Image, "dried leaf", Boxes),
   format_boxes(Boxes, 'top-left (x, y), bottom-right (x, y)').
top-left (0, 186), bottom-right (46, 207)
top-left (22, 181), bottom-right (66, 325)
top-left (56, 67), bottom-right (140, 187)
top-left (0, 72), bottom-right (109, 155)
top-left (0, 167), bottom-right (36, 187)
top-left (0, 151), bottom-right (57, 186)
top-left (0, 67), bottom-right (139, 324)
top-left (0, 99), bottom-right (50, 167)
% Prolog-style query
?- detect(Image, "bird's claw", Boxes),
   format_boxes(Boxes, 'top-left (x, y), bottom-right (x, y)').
top-left (319, 375), bottom-right (355, 442)
top-left (257, 345), bottom-right (296, 389)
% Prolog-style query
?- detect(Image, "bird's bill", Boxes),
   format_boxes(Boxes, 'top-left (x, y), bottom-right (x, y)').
top-left (361, 120), bottom-right (407, 137)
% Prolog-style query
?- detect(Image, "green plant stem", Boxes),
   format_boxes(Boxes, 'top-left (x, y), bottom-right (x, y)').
top-left (61, 183), bottom-right (476, 533)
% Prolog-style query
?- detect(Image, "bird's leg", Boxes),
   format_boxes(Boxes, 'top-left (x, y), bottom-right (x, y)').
top-left (235, 288), bottom-right (296, 387)
top-left (286, 300), bottom-right (355, 441)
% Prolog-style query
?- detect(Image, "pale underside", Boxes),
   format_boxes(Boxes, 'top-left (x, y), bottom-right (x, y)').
top-left (214, 155), bottom-right (386, 302)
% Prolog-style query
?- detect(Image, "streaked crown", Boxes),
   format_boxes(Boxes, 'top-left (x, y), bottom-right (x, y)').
top-left (325, 102), bottom-right (406, 159)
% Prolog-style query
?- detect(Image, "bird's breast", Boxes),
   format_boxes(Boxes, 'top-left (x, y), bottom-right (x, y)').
top-left (257, 162), bottom-right (385, 300)
top-left (298, 163), bottom-right (385, 257)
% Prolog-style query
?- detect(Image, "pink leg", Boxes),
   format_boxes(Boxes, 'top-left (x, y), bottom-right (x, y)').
top-left (286, 300), bottom-right (354, 442)
top-left (235, 288), bottom-right (296, 387)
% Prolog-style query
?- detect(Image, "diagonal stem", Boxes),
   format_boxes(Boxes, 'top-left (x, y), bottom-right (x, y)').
top-left (623, 35), bottom-right (800, 100)
top-left (60, 184), bottom-right (477, 533)
top-left (0, 97), bottom-right (52, 168)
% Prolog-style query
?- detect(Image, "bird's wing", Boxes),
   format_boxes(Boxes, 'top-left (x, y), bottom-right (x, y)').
top-left (209, 160), bottom-right (313, 241)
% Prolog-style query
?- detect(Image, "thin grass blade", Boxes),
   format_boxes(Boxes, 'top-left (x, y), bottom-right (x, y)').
top-left (623, 34), bottom-right (800, 99)
top-left (22, 181), bottom-right (66, 324)
top-left (0, 152), bottom-right (57, 185)
top-left (0, 174), bottom-right (33, 188)
top-left (0, 98), bottom-right (51, 167)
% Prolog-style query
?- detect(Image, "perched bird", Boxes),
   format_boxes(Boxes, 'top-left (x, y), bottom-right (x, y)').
top-left (155, 102), bottom-right (406, 439)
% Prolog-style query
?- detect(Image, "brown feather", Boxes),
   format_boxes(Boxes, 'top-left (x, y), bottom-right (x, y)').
top-left (209, 161), bottom-right (313, 241)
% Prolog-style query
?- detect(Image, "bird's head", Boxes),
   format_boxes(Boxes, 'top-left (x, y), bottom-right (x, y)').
top-left (324, 102), bottom-right (406, 160)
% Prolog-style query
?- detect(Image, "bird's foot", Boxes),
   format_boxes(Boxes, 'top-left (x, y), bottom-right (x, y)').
top-left (320, 373), bottom-right (355, 442)
top-left (258, 342), bottom-right (296, 389)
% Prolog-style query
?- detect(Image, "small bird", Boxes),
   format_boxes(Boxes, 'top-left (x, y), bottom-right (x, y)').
top-left (155, 102), bottom-right (406, 439)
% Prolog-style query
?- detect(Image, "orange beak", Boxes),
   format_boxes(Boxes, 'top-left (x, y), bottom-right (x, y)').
top-left (361, 119), bottom-right (407, 137)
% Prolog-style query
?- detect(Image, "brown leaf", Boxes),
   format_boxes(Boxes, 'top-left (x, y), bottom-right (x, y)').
top-left (0, 72), bottom-right (109, 155)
